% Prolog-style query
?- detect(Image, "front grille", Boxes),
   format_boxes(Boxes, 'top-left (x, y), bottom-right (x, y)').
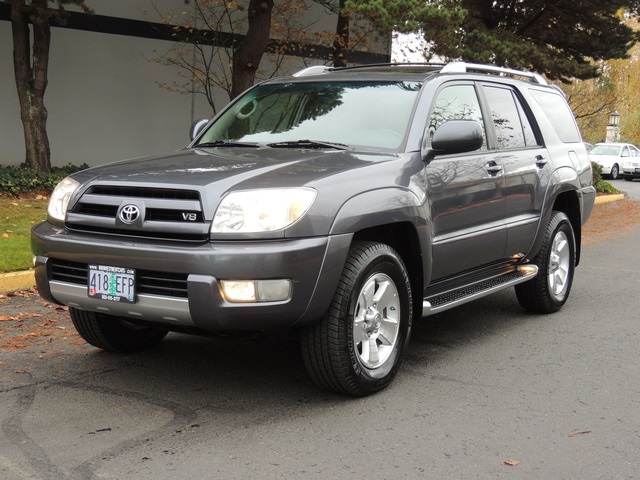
top-left (87, 185), bottom-right (200, 200)
top-left (146, 209), bottom-right (203, 223)
top-left (51, 259), bottom-right (189, 299)
top-left (67, 185), bottom-right (209, 242)
top-left (74, 204), bottom-right (118, 217)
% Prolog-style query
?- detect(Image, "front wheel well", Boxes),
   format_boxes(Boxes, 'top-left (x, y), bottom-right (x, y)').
top-left (352, 222), bottom-right (423, 319)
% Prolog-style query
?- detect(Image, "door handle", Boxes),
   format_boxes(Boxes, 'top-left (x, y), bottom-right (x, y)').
top-left (485, 162), bottom-right (503, 175)
top-left (535, 155), bottom-right (548, 168)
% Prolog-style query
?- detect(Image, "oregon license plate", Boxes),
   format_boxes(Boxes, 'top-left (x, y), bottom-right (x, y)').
top-left (88, 264), bottom-right (136, 303)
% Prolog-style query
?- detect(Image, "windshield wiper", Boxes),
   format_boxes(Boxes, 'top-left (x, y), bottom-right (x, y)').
top-left (267, 139), bottom-right (353, 150)
top-left (193, 140), bottom-right (260, 148)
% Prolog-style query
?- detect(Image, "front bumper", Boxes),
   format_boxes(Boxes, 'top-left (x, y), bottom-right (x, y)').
top-left (32, 222), bottom-right (352, 331)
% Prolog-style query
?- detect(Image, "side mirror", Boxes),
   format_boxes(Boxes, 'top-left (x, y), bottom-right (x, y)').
top-left (190, 118), bottom-right (210, 142)
top-left (422, 120), bottom-right (484, 161)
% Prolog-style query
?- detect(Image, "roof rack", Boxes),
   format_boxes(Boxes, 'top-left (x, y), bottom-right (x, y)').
top-left (292, 65), bottom-right (333, 77)
top-left (292, 62), bottom-right (548, 85)
top-left (292, 62), bottom-right (445, 77)
top-left (441, 62), bottom-right (547, 85)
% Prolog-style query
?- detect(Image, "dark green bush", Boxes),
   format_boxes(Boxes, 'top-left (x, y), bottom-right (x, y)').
top-left (591, 161), bottom-right (619, 194)
top-left (591, 161), bottom-right (603, 185)
top-left (0, 164), bottom-right (88, 196)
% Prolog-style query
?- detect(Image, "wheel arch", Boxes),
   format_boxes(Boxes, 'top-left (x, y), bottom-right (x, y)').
top-left (329, 188), bottom-right (429, 321)
top-left (352, 222), bottom-right (424, 321)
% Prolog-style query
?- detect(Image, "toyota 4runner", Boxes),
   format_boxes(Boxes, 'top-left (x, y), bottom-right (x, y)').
top-left (32, 62), bottom-right (596, 396)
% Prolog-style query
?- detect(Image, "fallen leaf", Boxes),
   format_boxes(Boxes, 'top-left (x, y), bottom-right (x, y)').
top-left (2, 233), bottom-right (8, 238)
top-left (502, 459), bottom-right (520, 466)
top-left (568, 430), bottom-right (592, 437)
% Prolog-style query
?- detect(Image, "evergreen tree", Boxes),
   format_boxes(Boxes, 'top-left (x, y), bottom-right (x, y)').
top-left (347, 0), bottom-right (640, 80)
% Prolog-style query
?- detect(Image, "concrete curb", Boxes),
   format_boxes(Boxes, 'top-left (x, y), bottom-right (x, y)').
top-left (594, 193), bottom-right (625, 204)
top-left (0, 270), bottom-right (35, 294)
top-left (0, 193), bottom-right (628, 294)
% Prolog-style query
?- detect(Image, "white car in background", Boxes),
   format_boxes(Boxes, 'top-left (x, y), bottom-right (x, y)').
top-left (589, 142), bottom-right (640, 180)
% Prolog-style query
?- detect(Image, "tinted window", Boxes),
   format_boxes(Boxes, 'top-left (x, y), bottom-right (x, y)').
top-left (429, 85), bottom-right (487, 149)
top-left (484, 85), bottom-right (538, 149)
top-left (529, 89), bottom-right (581, 143)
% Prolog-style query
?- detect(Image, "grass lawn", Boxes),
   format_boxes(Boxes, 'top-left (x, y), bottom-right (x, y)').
top-left (0, 195), bottom-right (48, 273)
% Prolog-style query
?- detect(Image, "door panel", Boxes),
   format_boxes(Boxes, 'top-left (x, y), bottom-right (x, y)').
top-left (425, 82), bottom-right (507, 281)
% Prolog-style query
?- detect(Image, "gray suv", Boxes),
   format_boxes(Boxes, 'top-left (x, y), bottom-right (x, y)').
top-left (32, 62), bottom-right (596, 396)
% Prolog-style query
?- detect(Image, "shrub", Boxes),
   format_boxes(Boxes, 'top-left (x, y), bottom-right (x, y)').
top-left (0, 164), bottom-right (88, 196)
top-left (591, 162), bottom-right (619, 194)
top-left (591, 161), bottom-right (603, 185)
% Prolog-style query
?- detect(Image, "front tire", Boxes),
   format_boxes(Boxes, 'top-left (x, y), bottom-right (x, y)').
top-left (515, 211), bottom-right (575, 313)
top-left (300, 242), bottom-right (413, 396)
top-left (70, 308), bottom-right (168, 353)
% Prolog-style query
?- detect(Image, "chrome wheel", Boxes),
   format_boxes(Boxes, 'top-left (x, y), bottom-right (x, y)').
top-left (300, 242), bottom-right (412, 396)
top-left (548, 230), bottom-right (571, 301)
top-left (352, 273), bottom-right (400, 369)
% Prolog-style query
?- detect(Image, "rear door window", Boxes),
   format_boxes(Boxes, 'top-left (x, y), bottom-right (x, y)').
top-left (483, 85), bottom-right (539, 149)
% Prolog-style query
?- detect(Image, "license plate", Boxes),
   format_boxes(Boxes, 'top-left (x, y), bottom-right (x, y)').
top-left (88, 264), bottom-right (136, 303)
top-left (635, 168), bottom-right (640, 173)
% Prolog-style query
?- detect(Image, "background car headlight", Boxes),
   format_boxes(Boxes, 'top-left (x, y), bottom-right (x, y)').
top-left (211, 188), bottom-right (316, 233)
top-left (48, 177), bottom-right (80, 222)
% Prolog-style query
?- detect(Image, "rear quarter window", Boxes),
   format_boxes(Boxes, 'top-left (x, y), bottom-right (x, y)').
top-left (529, 89), bottom-right (581, 143)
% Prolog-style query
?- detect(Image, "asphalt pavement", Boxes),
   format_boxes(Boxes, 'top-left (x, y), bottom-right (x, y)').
top-left (1, 199), bottom-right (639, 478)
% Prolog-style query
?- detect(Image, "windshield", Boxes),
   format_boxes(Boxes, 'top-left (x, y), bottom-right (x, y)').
top-left (590, 144), bottom-right (621, 156)
top-left (196, 81), bottom-right (422, 151)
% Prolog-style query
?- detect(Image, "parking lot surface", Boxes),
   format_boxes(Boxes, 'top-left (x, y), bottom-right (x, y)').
top-left (1, 200), bottom-right (639, 479)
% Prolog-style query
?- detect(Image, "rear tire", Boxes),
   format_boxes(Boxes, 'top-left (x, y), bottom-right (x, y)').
top-left (70, 308), bottom-right (168, 353)
top-left (515, 211), bottom-right (575, 313)
top-left (300, 242), bottom-right (413, 396)
top-left (625, 175), bottom-right (633, 182)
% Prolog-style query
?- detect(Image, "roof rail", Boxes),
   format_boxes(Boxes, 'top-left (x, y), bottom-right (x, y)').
top-left (441, 62), bottom-right (547, 85)
top-left (292, 65), bottom-right (333, 77)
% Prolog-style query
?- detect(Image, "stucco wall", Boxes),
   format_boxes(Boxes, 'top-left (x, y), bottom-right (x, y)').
top-left (1, 1), bottom-right (390, 168)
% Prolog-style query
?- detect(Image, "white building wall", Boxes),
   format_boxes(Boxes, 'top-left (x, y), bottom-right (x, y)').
top-left (1, 1), bottom-right (390, 168)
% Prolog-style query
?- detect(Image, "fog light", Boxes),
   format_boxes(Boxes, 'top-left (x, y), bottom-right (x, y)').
top-left (256, 279), bottom-right (292, 302)
top-left (220, 279), bottom-right (292, 303)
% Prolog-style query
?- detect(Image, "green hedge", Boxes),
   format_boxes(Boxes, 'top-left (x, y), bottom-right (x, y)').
top-left (0, 164), bottom-right (88, 196)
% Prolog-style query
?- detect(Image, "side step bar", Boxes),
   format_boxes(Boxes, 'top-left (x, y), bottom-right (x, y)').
top-left (422, 265), bottom-right (538, 317)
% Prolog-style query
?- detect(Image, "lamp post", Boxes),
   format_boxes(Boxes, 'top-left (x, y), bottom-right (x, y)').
top-left (606, 111), bottom-right (621, 142)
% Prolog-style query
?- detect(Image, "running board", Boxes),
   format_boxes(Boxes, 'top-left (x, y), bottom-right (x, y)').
top-left (422, 265), bottom-right (538, 317)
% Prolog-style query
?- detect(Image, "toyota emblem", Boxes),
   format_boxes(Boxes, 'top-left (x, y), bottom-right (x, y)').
top-left (119, 204), bottom-right (141, 224)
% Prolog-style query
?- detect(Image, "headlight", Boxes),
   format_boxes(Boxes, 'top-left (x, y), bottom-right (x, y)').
top-left (48, 177), bottom-right (80, 222)
top-left (211, 188), bottom-right (316, 233)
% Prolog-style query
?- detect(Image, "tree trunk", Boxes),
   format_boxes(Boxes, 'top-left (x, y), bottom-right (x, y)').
top-left (333, 0), bottom-right (349, 67)
top-left (230, 0), bottom-right (274, 99)
top-left (11, 0), bottom-right (52, 172)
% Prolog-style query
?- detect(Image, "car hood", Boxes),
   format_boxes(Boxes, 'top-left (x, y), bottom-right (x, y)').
top-left (73, 147), bottom-right (402, 188)
top-left (589, 154), bottom-right (620, 164)
top-left (70, 147), bottom-right (417, 223)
